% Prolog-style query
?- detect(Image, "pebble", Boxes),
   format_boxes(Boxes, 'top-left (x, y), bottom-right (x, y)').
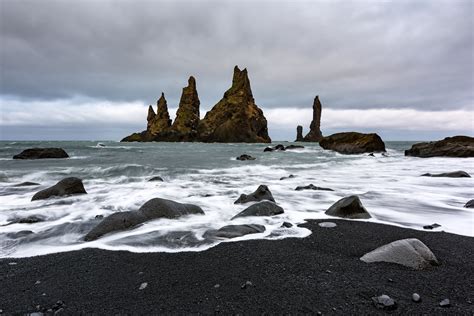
top-left (8, 262), bottom-right (17, 265)
top-left (423, 223), bottom-right (441, 230)
top-left (412, 293), bottom-right (421, 302)
top-left (439, 298), bottom-right (450, 307)
top-left (139, 282), bottom-right (148, 290)
top-left (372, 294), bottom-right (397, 310)
top-left (214, 284), bottom-right (220, 288)
top-left (35, 280), bottom-right (41, 285)
top-left (318, 222), bottom-right (337, 228)
top-left (241, 280), bottom-right (253, 289)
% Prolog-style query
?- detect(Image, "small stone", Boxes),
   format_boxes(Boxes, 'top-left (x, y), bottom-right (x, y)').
top-left (387, 278), bottom-right (394, 283)
top-left (35, 280), bottom-right (41, 285)
top-left (214, 284), bottom-right (220, 288)
top-left (95, 215), bottom-right (104, 219)
top-left (318, 222), bottom-right (337, 228)
top-left (281, 222), bottom-right (293, 228)
top-left (372, 294), bottom-right (397, 310)
top-left (8, 262), bottom-right (17, 265)
top-left (138, 271), bottom-right (144, 275)
top-left (139, 282), bottom-right (148, 290)
top-left (439, 298), bottom-right (450, 307)
top-left (241, 280), bottom-right (253, 289)
top-left (412, 293), bottom-right (421, 302)
top-left (42, 293), bottom-right (46, 296)
top-left (325, 270), bottom-right (332, 274)
top-left (423, 223), bottom-right (441, 230)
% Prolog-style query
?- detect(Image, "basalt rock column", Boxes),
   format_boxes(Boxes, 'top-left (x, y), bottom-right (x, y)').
top-left (303, 95), bottom-right (323, 142)
top-left (295, 125), bottom-right (304, 141)
top-left (171, 76), bottom-right (201, 141)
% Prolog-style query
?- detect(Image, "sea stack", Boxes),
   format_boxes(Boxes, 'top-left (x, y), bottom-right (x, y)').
top-left (303, 95), bottom-right (323, 142)
top-left (295, 125), bottom-right (304, 142)
top-left (198, 66), bottom-right (271, 143)
top-left (170, 76), bottom-right (201, 141)
top-left (148, 93), bottom-right (172, 136)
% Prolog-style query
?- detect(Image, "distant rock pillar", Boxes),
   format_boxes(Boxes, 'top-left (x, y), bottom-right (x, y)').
top-left (296, 125), bottom-right (304, 142)
top-left (303, 95), bottom-right (323, 142)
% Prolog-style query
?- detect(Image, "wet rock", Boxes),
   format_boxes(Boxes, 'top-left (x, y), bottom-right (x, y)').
top-left (264, 144), bottom-right (304, 152)
top-left (31, 177), bottom-right (87, 201)
top-left (148, 176), bottom-right (164, 182)
top-left (234, 185), bottom-right (275, 204)
top-left (13, 148), bottom-right (69, 159)
top-left (405, 136), bottom-right (474, 158)
top-left (9, 215), bottom-right (46, 224)
top-left (319, 132), bottom-right (386, 154)
top-left (303, 96), bottom-right (323, 142)
top-left (318, 222), bottom-right (337, 228)
top-left (325, 195), bottom-right (371, 219)
top-left (439, 298), bottom-right (450, 307)
top-left (203, 224), bottom-right (265, 239)
top-left (12, 182), bottom-right (40, 187)
top-left (421, 171), bottom-right (470, 178)
top-left (295, 184), bottom-right (334, 191)
top-left (84, 198), bottom-right (205, 241)
top-left (368, 153), bottom-right (375, 157)
top-left (285, 145), bottom-right (304, 150)
top-left (236, 154), bottom-right (256, 161)
top-left (6, 230), bottom-right (34, 238)
top-left (412, 293), bottom-right (421, 302)
top-left (231, 201), bottom-right (284, 219)
top-left (295, 125), bottom-right (304, 142)
top-left (372, 294), bottom-right (397, 310)
top-left (464, 199), bottom-right (474, 208)
top-left (280, 174), bottom-right (295, 180)
top-left (360, 238), bottom-right (439, 270)
top-left (423, 223), bottom-right (441, 230)
top-left (281, 222), bottom-right (293, 228)
top-left (95, 215), bottom-right (104, 219)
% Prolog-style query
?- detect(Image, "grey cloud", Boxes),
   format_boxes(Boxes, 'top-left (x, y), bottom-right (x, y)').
top-left (0, 0), bottom-right (473, 111)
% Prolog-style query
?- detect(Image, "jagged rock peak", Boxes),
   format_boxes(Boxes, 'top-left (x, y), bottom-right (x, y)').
top-left (223, 65), bottom-right (254, 100)
top-left (303, 95), bottom-right (323, 142)
top-left (156, 93), bottom-right (171, 122)
top-left (172, 75), bottom-right (201, 137)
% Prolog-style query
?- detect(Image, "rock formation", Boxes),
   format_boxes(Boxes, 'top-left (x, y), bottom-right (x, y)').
top-left (32, 177), bottom-right (87, 201)
top-left (13, 148), bottom-right (69, 159)
top-left (319, 132), bottom-right (386, 154)
top-left (122, 66), bottom-right (271, 143)
top-left (231, 201), bottom-right (284, 219)
top-left (303, 96), bottom-right (323, 142)
top-left (295, 125), bottom-right (304, 142)
top-left (405, 136), bottom-right (474, 158)
top-left (325, 195), bottom-right (371, 219)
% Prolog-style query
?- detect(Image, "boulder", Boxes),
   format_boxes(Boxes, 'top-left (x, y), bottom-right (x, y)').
top-left (231, 201), bottom-right (284, 219)
top-left (9, 215), bottom-right (46, 224)
top-left (236, 154), bottom-right (256, 161)
top-left (405, 136), bottom-right (474, 158)
top-left (319, 132), bottom-right (386, 154)
top-left (325, 195), bottom-right (371, 219)
top-left (280, 174), bottom-right (295, 180)
top-left (203, 224), bottom-right (265, 239)
top-left (198, 66), bottom-right (271, 143)
top-left (6, 230), bottom-right (34, 238)
top-left (31, 177), bottom-right (87, 201)
top-left (464, 199), bottom-right (474, 208)
top-left (148, 176), bottom-right (164, 182)
top-left (13, 148), bottom-right (69, 159)
top-left (13, 182), bottom-right (40, 187)
top-left (295, 125), bottom-right (304, 142)
top-left (295, 184), bottom-right (334, 191)
top-left (234, 185), bottom-right (275, 204)
top-left (303, 95), bottom-right (323, 142)
top-left (360, 238), bottom-right (439, 270)
top-left (421, 171), bottom-right (470, 178)
top-left (84, 198), bottom-right (205, 241)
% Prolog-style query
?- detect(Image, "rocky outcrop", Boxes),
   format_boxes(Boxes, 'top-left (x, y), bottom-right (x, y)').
top-left (149, 93), bottom-right (172, 136)
top-left (303, 96), bottom-right (323, 142)
top-left (421, 171), bottom-right (470, 178)
top-left (231, 201), bottom-right (284, 219)
top-left (319, 132), bottom-right (386, 154)
top-left (325, 195), bottom-right (371, 219)
top-left (360, 238), bottom-right (439, 270)
top-left (170, 76), bottom-right (201, 141)
top-left (264, 144), bottom-right (304, 152)
top-left (295, 125), bottom-right (304, 142)
top-left (295, 184), bottom-right (334, 191)
top-left (203, 224), bottom-right (265, 239)
top-left (84, 198), bottom-right (205, 241)
top-left (405, 136), bottom-right (474, 158)
top-left (198, 66), bottom-right (271, 143)
top-left (236, 154), bottom-right (256, 161)
top-left (31, 177), bottom-right (87, 201)
top-left (13, 148), bottom-right (69, 159)
top-left (234, 185), bottom-right (275, 204)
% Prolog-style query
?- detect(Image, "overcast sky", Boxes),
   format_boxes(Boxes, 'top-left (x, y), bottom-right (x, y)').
top-left (1, 0), bottom-right (473, 141)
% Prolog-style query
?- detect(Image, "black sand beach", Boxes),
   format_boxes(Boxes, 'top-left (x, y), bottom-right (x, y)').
top-left (1, 219), bottom-right (473, 315)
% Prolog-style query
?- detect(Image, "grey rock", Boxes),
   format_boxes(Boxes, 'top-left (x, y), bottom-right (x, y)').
top-left (236, 154), bottom-right (256, 161)
top-left (8, 215), bottom-right (46, 224)
top-left (412, 293), bottom-right (421, 302)
top-left (372, 294), bottom-right (397, 310)
top-left (13, 182), bottom-right (40, 187)
top-left (280, 174), bottom-right (295, 180)
top-left (234, 185), bottom-right (275, 204)
top-left (32, 177), bottom-right (87, 201)
top-left (318, 222), bottom-right (337, 228)
top-left (6, 230), bottom-right (34, 238)
top-left (148, 176), bottom-right (164, 182)
top-left (439, 298), bottom-right (450, 307)
top-left (325, 195), bottom-right (371, 219)
top-left (203, 224), bottom-right (265, 239)
top-left (421, 171), bottom-right (470, 178)
top-left (464, 199), bottom-right (474, 208)
top-left (423, 223), bottom-right (441, 230)
top-left (231, 201), bottom-right (284, 219)
top-left (295, 184), bottom-right (334, 191)
top-left (360, 238), bottom-right (439, 270)
top-left (281, 222), bottom-right (293, 228)
top-left (13, 148), bottom-right (69, 159)
top-left (84, 198), bottom-right (205, 241)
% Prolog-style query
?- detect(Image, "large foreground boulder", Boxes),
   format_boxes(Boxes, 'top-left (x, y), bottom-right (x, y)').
top-left (231, 201), bottom-right (284, 219)
top-left (234, 185), bottom-right (275, 204)
top-left (84, 198), bottom-right (204, 241)
top-left (405, 136), bottom-right (474, 158)
top-left (464, 199), bottom-right (474, 208)
top-left (421, 171), bottom-right (470, 178)
top-left (360, 238), bottom-right (439, 270)
top-left (13, 148), bottom-right (69, 159)
top-left (31, 177), bottom-right (87, 201)
top-left (203, 224), bottom-right (265, 239)
top-left (325, 195), bottom-right (371, 219)
top-left (319, 132), bottom-right (386, 154)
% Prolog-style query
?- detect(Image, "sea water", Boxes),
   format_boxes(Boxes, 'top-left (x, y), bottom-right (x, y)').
top-left (0, 141), bottom-right (473, 258)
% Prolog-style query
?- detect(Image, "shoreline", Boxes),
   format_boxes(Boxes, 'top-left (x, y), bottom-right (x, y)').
top-left (1, 219), bottom-right (473, 314)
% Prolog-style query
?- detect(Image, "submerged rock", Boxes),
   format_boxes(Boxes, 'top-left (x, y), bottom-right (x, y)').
top-left (319, 132), bottom-right (386, 154)
top-left (280, 174), bottom-right (295, 181)
top-left (231, 201), bottom-right (284, 219)
top-left (360, 238), bottom-right (439, 270)
top-left (84, 198), bottom-right (204, 241)
top-left (6, 230), bottom-right (34, 238)
top-left (31, 177), bottom-right (87, 201)
top-left (148, 176), bottom-right (164, 182)
top-left (325, 195), bottom-right (371, 219)
top-left (234, 185), bottom-right (275, 204)
top-left (405, 136), bottom-right (474, 158)
top-left (9, 215), bottom-right (46, 224)
top-left (295, 184), bottom-right (334, 191)
top-left (236, 154), bottom-right (256, 161)
top-left (13, 148), bottom-right (69, 159)
top-left (303, 95), bottom-right (323, 142)
top-left (13, 182), bottom-right (40, 187)
top-left (264, 144), bottom-right (304, 152)
top-left (421, 171), bottom-right (470, 178)
top-left (203, 224), bottom-right (265, 239)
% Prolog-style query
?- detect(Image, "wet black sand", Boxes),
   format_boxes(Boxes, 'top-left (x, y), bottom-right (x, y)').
top-left (1, 220), bottom-right (473, 314)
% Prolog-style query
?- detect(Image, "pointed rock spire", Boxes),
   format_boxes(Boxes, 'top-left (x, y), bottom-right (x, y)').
top-left (146, 92), bottom-right (171, 135)
top-left (303, 95), bottom-right (323, 142)
top-left (295, 125), bottom-right (304, 142)
top-left (223, 65), bottom-right (254, 101)
top-left (146, 105), bottom-right (156, 129)
top-left (171, 76), bottom-right (200, 139)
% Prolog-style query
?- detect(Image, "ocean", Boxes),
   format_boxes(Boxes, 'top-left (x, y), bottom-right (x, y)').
top-left (1, 140), bottom-right (473, 258)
